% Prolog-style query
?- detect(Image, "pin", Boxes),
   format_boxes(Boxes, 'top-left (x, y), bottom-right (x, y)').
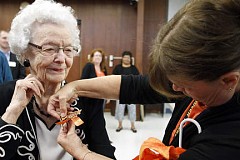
top-left (56, 109), bottom-right (84, 126)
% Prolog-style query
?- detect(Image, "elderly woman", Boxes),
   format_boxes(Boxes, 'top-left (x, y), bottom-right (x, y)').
top-left (48, 0), bottom-right (240, 159)
top-left (0, 0), bottom-right (115, 160)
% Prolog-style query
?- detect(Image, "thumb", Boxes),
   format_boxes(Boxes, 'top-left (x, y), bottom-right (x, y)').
top-left (59, 97), bottom-right (68, 118)
top-left (67, 120), bottom-right (76, 134)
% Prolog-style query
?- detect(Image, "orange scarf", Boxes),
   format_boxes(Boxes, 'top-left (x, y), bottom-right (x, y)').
top-left (96, 70), bottom-right (105, 77)
top-left (133, 137), bottom-right (186, 160)
top-left (169, 100), bottom-right (207, 143)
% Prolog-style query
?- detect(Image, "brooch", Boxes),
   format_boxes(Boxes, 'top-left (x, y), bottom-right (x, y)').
top-left (55, 109), bottom-right (84, 126)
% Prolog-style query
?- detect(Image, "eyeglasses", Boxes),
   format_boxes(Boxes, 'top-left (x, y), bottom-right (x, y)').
top-left (28, 42), bottom-right (79, 57)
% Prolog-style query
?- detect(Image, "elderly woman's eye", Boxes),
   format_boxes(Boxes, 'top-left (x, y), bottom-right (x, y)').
top-left (64, 47), bottom-right (73, 53)
top-left (42, 46), bottom-right (56, 53)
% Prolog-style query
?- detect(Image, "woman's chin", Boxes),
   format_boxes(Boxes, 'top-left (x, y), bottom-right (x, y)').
top-left (46, 75), bottom-right (66, 83)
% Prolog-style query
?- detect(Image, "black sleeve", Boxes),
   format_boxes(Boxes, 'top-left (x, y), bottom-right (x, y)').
top-left (0, 118), bottom-right (25, 160)
top-left (119, 75), bottom-right (170, 104)
top-left (0, 81), bottom-right (25, 160)
top-left (80, 98), bottom-right (116, 159)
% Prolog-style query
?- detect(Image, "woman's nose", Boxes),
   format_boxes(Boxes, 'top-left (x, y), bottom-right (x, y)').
top-left (54, 50), bottom-right (66, 62)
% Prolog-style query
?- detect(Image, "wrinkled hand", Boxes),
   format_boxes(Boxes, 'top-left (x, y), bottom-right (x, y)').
top-left (47, 83), bottom-right (79, 119)
top-left (2, 74), bottom-right (44, 123)
top-left (57, 120), bottom-right (87, 158)
top-left (10, 74), bottom-right (44, 109)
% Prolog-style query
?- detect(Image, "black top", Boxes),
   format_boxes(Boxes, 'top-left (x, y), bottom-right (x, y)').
top-left (9, 52), bottom-right (26, 80)
top-left (81, 62), bottom-right (107, 79)
top-left (120, 75), bottom-right (240, 160)
top-left (80, 62), bottom-right (107, 107)
top-left (112, 64), bottom-right (139, 75)
top-left (0, 80), bottom-right (116, 160)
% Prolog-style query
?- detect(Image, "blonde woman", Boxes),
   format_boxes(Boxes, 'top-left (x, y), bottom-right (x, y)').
top-left (80, 49), bottom-right (108, 109)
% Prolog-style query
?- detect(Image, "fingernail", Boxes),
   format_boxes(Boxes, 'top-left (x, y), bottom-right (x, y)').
top-left (61, 113), bottom-right (66, 117)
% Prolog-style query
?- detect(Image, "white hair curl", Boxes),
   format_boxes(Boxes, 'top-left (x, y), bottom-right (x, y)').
top-left (8, 0), bottom-right (81, 64)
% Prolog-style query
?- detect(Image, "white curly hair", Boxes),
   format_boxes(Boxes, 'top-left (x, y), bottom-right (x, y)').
top-left (8, 0), bottom-right (81, 64)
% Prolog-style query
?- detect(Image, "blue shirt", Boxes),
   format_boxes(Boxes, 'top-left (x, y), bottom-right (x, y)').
top-left (0, 52), bottom-right (13, 84)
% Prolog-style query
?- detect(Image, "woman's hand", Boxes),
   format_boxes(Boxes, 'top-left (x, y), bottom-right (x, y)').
top-left (47, 82), bottom-right (79, 119)
top-left (57, 120), bottom-right (89, 159)
top-left (2, 74), bottom-right (44, 123)
top-left (58, 120), bottom-right (113, 160)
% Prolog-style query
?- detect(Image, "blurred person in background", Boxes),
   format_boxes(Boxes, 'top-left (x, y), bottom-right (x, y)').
top-left (112, 51), bottom-right (139, 133)
top-left (0, 30), bottom-right (26, 80)
top-left (0, 51), bottom-right (12, 84)
top-left (80, 48), bottom-right (109, 110)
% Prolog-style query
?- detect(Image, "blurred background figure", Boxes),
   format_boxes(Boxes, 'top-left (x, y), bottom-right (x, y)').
top-left (112, 51), bottom-right (139, 133)
top-left (0, 51), bottom-right (12, 84)
top-left (81, 48), bottom-right (107, 79)
top-left (81, 48), bottom-right (109, 109)
top-left (0, 30), bottom-right (26, 79)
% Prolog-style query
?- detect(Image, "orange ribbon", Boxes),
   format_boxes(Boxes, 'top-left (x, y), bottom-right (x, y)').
top-left (55, 109), bottom-right (84, 126)
top-left (133, 137), bottom-right (186, 160)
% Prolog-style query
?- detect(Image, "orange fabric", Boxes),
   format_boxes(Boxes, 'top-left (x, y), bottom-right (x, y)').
top-left (55, 119), bottom-right (69, 125)
top-left (169, 100), bottom-right (206, 143)
top-left (96, 70), bottom-right (105, 77)
top-left (71, 116), bottom-right (84, 126)
top-left (55, 117), bottom-right (84, 126)
top-left (55, 110), bottom-right (84, 126)
top-left (133, 101), bottom-right (206, 160)
top-left (169, 100), bottom-right (195, 144)
top-left (133, 137), bottom-right (186, 160)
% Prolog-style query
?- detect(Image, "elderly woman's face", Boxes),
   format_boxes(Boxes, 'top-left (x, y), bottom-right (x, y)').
top-left (27, 23), bottom-right (73, 83)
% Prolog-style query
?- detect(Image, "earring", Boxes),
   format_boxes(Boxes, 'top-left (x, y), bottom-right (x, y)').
top-left (23, 59), bottom-right (30, 67)
top-left (229, 88), bottom-right (233, 91)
